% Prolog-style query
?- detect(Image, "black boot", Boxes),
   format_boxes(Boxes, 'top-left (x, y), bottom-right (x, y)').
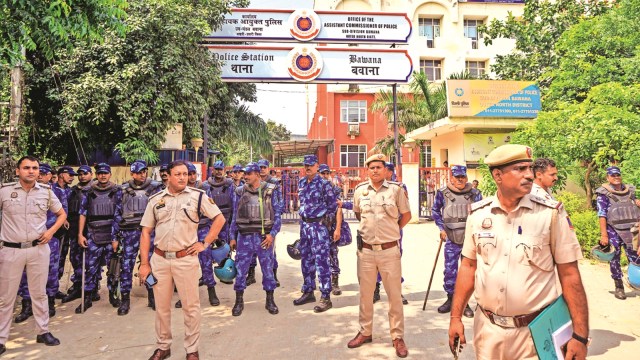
top-left (61, 285), bottom-right (81, 303)
top-left (313, 296), bottom-right (332, 313)
top-left (75, 292), bottom-right (93, 314)
top-left (91, 291), bottom-right (100, 301)
top-left (438, 294), bottom-right (453, 313)
top-left (463, 304), bottom-right (475, 318)
top-left (331, 274), bottom-right (342, 296)
top-left (373, 282), bottom-right (381, 303)
top-left (208, 286), bottom-right (220, 306)
top-left (293, 291), bottom-right (316, 306)
top-left (246, 266), bottom-right (256, 286)
top-left (273, 268), bottom-right (280, 288)
top-left (117, 293), bottom-right (130, 316)
top-left (147, 288), bottom-right (155, 311)
top-left (615, 279), bottom-right (627, 300)
top-left (54, 290), bottom-right (66, 300)
top-left (232, 291), bottom-right (244, 316)
top-left (48, 296), bottom-right (56, 317)
top-left (14, 299), bottom-right (33, 323)
top-left (198, 277), bottom-right (204, 287)
top-left (109, 289), bottom-right (121, 308)
top-left (265, 290), bottom-right (279, 315)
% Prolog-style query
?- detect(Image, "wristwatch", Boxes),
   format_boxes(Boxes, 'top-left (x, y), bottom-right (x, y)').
top-left (572, 332), bottom-right (592, 347)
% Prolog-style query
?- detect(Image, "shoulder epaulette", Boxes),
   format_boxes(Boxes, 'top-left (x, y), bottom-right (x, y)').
top-left (189, 186), bottom-right (206, 194)
top-left (148, 191), bottom-right (164, 201)
top-left (354, 181), bottom-right (369, 190)
top-left (470, 197), bottom-right (493, 213)
top-left (39, 183), bottom-right (51, 189)
top-left (529, 194), bottom-right (562, 209)
top-left (2, 182), bottom-right (16, 188)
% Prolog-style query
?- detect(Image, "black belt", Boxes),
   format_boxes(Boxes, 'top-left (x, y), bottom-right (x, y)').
top-left (478, 304), bottom-right (547, 328)
top-left (0, 240), bottom-right (41, 249)
top-left (301, 216), bottom-right (324, 223)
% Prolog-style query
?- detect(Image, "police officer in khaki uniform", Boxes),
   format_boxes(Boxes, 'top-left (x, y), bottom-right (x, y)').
top-left (531, 158), bottom-right (558, 200)
top-left (139, 160), bottom-right (225, 360)
top-left (0, 156), bottom-right (67, 356)
top-left (448, 144), bottom-right (589, 360)
top-left (347, 154), bottom-right (411, 358)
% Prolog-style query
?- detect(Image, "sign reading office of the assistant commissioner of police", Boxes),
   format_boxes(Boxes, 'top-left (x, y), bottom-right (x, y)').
top-left (207, 45), bottom-right (413, 84)
top-left (205, 8), bottom-right (411, 44)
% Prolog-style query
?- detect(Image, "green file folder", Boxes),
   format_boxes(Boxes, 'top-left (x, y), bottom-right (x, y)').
top-left (528, 295), bottom-right (572, 360)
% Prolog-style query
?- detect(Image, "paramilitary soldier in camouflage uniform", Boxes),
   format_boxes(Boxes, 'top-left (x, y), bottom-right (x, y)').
top-left (229, 162), bottom-right (283, 316)
top-left (62, 165), bottom-right (93, 303)
top-left (111, 160), bottom-right (162, 315)
top-left (431, 165), bottom-right (481, 318)
top-left (75, 163), bottom-right (120, 314)
top-left (319, 164), bottom-right (346, 296)
top-left (596, 166), bottom-right (640, 300)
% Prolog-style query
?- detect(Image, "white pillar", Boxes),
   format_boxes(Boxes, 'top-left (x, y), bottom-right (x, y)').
top-left (402, 162), bottom-right (420, 224)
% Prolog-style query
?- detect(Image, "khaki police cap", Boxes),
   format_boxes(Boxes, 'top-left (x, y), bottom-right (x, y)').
top-left (365, 154), bottom-right (388, 166)
top-left (485, 144), bottom-right (533, 167)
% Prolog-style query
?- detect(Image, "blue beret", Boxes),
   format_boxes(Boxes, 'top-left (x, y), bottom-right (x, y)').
top-left (130, 160), bottom-right (148, 173)
top-left (319, 164), bottom-right (330, 173)
top-left (58, 165), bottom-right (78, 176)
top-left (451, 165), bottom-right (467, 177)
top-left (385, 162), bottom-right (395, 171)
top-left (159, 164), bottom-right (168, 172)
top-left (303, 155), bottom-right (318, 166)
top-left (39, 163), bottom-right (52, 174)
top-left (607, 166), bottom-right (621, 175)
top-left (95, 163), bottom-right (111, 174)
top-left (77, 165), bottom-right (92, 174)
top-left (186, 162), bottom-right (197, 173)
top-left (245, 162), bottom-right (260, 174)
top-left (257, 159), bottom-right (270, 167)
top-left (213, 160), bottom-right (225, 170)
top-left (232, 164), bottom-right (244, 172)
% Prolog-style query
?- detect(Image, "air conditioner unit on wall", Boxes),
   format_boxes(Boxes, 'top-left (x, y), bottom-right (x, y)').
top-left (347, 124), bottom-right (360, 136)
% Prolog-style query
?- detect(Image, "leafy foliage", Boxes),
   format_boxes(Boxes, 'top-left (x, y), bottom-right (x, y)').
top-left (266, 119), bottom-right (291, 141)
top-left (0, 0), bottom-right (128, 66)
top-left (481, 0), bottom-right (610, 87)
top-left (571, 210), bottom-right (600, 257)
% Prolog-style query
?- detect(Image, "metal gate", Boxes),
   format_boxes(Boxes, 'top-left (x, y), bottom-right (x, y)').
top-left (418, 167), bottom-right (450, 219)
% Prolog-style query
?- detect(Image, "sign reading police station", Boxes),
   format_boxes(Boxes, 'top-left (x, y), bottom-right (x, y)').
top-left (206, 8), bottom-right (412, 44)
top-left (207, 45), bottom-right (413, 84)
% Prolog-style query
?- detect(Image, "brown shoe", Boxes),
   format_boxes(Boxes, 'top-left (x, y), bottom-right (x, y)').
top-left (186, 351), bottom-right (199, 360)
top-left (393, 338), bottom-right (408, 358)
top-left (148, 348), bottom-right (171, 360)
top-left (347, 332), bottom-right (372, 348)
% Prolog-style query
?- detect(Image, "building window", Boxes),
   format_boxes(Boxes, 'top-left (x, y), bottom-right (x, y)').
top-left (340, 100), bottom-right (367, 123)
top-left (418, 18), bottom-right (441, 48)
top-left (420, 59), bottom-right (442, 81)
top-left (466, 60), bottom-right (487, 78)
top-left (340, 145), bottom-right (367, 167)
top-left (464, 19), bottom-right (483, 49)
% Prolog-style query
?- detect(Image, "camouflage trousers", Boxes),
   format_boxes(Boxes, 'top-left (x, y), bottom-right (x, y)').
top-left (609, 229), bottom-right (640, 280)
top-left (234, 233), bottom-right (277, 291)
top-left (442, 240), bottom-right (463, 295)
top-left (299, 222), bottom-right (332, 298)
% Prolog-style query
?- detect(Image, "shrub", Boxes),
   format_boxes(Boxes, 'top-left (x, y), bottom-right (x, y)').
top-left (570, 210), bottom-right (600, 258)
top-left (556, 191), bottom-right (590, 216)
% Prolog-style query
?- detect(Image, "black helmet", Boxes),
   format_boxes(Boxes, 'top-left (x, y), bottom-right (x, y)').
top-left (287, 239), bottom-right (302, 260)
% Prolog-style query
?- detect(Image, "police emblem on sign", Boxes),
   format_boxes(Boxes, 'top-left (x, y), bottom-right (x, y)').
top-left (287, 46), bottom-right (323, 82)
top-left (288, 9), bottom-right (321, 42)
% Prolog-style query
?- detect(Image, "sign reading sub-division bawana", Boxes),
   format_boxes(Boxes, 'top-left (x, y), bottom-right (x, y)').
top-left (207, 45), bottom-right (413, 84)
top-left (446, 80), bottom-right (541, 118)
top-left (206, 8), bottom-right (412, 44)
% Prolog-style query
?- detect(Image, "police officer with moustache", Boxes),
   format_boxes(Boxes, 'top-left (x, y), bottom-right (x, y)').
top-left (159, 164), bottom-right (169, 189)
top-left (111, 160), bottom-right (163, 315)
top-left (531, 158), bottom-right (558, 200)
top-left (207, 161), bottom-right (234, 244)
top-left (294, 155), bottom-right (337, 313)
top-left (15, 163), bottom-right (68, 322)
top-left (229, 162), bottom-right (283, 316)
top-left (231, 164), bottom-right (245, 188)
top-left (596, 166), bottom-right (640, 300)
top-left (348, 154), bottom-right (411, 358)
top-left (0, 156), bottom-right (67, 355)
top-left (175, 162), bottom-right (219, 308)
top-left (52, 166), bottom-right (75, 299)
top-left (448, 144), bottom-right (589, 360)
top-left (138, 160), bottom-right (225, 360)
top-left (75, 163), bottom-right (121, 313)
top-left (431, 165), bottom-right (481, 318)
top-left (62, 165), bottom-right (94, 303)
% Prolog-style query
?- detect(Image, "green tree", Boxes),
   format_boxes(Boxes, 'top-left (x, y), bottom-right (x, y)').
top-left (0, 0), bottom-right (128, 65)
top-left (481, 0), bottom-right (609, 87)
top-left (266, 119), bottom-right (291, 141)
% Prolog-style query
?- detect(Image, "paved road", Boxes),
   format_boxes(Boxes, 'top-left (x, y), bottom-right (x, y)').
top-left (4, 222), bottom-right (639, 359)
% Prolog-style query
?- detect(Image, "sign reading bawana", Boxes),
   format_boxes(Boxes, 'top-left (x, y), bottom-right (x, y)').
top-left (205, 8), bottom-right (412, 44)
top-left (207, 45), bottom-right (413, 84)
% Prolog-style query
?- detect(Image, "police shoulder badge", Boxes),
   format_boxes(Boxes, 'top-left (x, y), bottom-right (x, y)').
top-left (482, 218), bottom-right (492, 229)
top-left (10, 192), bottom-right (18, 198)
